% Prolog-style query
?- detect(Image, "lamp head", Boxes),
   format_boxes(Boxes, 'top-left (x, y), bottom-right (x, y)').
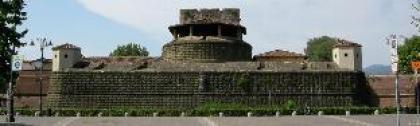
top-left (30, 40), bottom-right (35, 46)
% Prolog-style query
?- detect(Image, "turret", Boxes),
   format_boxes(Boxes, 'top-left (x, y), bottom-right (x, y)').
top-left (51, 43), bottom-right (82, 71)
top-left (332, 40), bottom-right (362, 71)
top-left (162, 8), bottom-right (252, 63)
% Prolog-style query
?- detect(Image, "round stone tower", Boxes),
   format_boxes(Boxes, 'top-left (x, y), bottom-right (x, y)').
top-left (161, 8), bottom-right (252, 62)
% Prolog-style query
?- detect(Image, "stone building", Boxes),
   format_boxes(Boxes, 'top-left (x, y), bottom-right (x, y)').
top-left (44, 8), bottom-right (373, 109)
top-left (332, 39), bottom-right (363, 71)
top-left (52, 43), bottom-right (82, 71)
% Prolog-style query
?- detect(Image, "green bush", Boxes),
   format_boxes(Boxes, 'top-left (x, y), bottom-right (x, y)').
top-left (1, 105), bottom-right (417, 117)
top-left (284, 100), bottom-right (297, 110)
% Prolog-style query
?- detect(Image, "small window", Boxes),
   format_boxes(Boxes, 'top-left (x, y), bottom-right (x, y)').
top-left (55, 55), bottom-right (57, 58)
top-left (64, 54), bottom-right (68, 58)
top-left (344, 53), bottom-right (348, 57)
top-left (334, 54), bottom-right (337, 59)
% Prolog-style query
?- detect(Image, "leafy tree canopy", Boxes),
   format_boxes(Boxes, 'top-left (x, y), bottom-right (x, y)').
top-left (0, 0), bottom-right (27, 91)
top-left (398, 36), bottom-right (420, 74)
top-left (305, 36), bottom-right (337, 62)
top-left (110, 43), bottom-right (149, 56)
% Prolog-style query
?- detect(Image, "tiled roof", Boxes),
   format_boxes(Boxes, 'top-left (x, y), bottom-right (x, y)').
top-left (255, 50), bottom-right (306, 57)
top-left (334, 39), bottom-right (362, 47)
top-left (52, 43), bottom-right (80, 50)
top-left (71, 56), bottom-right (156, 71)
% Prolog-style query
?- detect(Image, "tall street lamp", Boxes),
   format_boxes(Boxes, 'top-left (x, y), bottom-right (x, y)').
top-left (30, 38), bottom-right (52, 116)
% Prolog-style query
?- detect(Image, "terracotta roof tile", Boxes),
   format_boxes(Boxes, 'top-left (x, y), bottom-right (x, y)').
top-left (255, 50), bottom-right (305, 57)
top-left (334, 39), bottom-right (362, 47)
top-left (72, 56), bottom-right (156, 71)
top-left (52, 43), bottom-right (80, 50)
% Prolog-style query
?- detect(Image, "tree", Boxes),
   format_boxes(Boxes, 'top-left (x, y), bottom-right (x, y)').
top-left (398, 36), bottom-right (420, 74)
top-left (412, 0), bottom-right (420, 32)
top-left (305, 36), bottom-right (337, 61)
top-left (0, 0), bottom-right (27, 91)
top-left (110, 43), bottom-right (149, 56)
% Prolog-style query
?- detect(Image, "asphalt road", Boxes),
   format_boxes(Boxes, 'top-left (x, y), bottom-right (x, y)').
top-left (0, 115), bottom-right (419, 126)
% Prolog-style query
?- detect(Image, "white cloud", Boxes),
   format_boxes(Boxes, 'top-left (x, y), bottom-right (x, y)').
top-left (77, 0), bottom-right (417, 66)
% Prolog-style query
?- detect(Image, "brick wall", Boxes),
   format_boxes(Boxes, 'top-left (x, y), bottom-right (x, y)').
top-left (367, 75), bottom-right (420, 108)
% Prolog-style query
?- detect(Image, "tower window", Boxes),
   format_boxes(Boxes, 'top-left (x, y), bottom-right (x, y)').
top-left (344, 53), bottom-right (348, 57)
top-left (334, 54), bottom-right (337, 59)
top-left (55, 55), bottom-right (57, 58)
top-left (193, 24), bottom-right (218, 36)
top-left (64, 54), bottom-right (68, 58)
top-left (221, 25), bottom-right (238, 38)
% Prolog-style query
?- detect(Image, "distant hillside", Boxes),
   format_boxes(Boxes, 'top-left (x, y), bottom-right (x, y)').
top-left (363, 64), bottom-right (391, 75)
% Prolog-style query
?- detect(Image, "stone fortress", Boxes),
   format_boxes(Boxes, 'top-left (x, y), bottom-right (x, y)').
top-left (46, 8), bottom-right (367, 108)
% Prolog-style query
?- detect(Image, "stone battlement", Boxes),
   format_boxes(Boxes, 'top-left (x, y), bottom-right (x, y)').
top-left (180, 8), bottom-right (240, 25)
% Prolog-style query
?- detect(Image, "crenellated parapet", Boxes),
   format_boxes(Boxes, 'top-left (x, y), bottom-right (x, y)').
top-left (180, 8), bottom-right (241, 25)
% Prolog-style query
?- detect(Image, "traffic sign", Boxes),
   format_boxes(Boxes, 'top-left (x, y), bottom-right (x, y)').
top-left (11, 55), bottom-right (24, 71)
top-left (412, 61), bottom-right (420, 70)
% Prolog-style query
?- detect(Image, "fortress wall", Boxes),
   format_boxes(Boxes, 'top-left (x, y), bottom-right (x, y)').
top-left (47, 71), bottom-right (366, 108)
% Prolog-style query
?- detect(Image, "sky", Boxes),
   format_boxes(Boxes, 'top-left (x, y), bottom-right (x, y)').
top-left (18, 0), bottom-right (418, 67)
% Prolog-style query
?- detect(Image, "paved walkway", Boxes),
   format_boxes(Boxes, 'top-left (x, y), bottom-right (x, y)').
top-left (0, 114), bottom-right (419, 126)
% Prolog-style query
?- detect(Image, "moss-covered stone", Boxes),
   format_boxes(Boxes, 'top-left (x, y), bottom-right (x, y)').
top-left (47, 71), bottom-right (366, 109)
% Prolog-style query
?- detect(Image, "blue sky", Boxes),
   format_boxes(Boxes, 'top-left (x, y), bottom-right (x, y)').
top-left (19, 0), bottom-right (418, 67)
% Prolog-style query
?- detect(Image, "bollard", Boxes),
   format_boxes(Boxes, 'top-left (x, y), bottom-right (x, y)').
top-left (318, 111), bottom-right (324, 116)
top-left (98, 112), bottom-right (103, 117)
top-left (55, 112), bottom-right (60, 117)
top-left (247, 112), bottom-right (252, 117)
top-left (219, 112), bottom-right (223, 117)
top-left (15, 112), bottom-right (20, 117)
top-left (153, 112), bottom-right (158, 117)
top-left (292, 111), bottom-right (297, 116)
top-left (124, 112), bottom-right (129, 117)
top-left (180, 112), bottom-right (185, 117)
top-left (275, 111), bottom-right (280, 117)
top-left (34, 111), bottom-right (40, 117)
top-left (345, 111), bottom-right (350, 116)
top-left (374, 110), bottom-right (380, 115)
top-left (76, 112), bottom-right (81, 117)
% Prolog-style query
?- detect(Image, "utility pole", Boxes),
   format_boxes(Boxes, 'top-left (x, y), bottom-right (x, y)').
top-left (7, 62), bottom-right (15, 122)
top-left (395, 72), bottom-right (400, 126)
top-left (416, 68), bottom-right (419, 115)
top-left (7, 53), bottom-right (24, 122)
top-left (7, 44), bottom-right (16, 122)
top-left (386, 34), bottom-right (400, 126)
top-left (411, 61), bottom-right (420, 122)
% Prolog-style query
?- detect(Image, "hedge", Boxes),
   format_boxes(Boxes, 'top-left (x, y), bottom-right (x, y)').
top-left (0, 107), bottom-right (417, 117)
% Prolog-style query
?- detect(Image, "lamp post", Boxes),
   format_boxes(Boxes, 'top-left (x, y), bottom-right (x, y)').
top-left (30, 38), bottom-right (52, 116)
